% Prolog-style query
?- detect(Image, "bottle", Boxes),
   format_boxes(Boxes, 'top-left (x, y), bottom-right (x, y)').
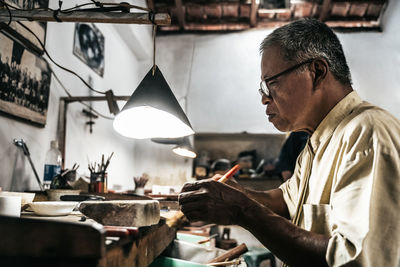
top-left (43, 140), bottom-right (62, 190)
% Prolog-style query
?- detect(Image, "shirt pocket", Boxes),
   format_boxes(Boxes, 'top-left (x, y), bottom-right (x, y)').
top-left (303, 203), bottom-right (332, 236)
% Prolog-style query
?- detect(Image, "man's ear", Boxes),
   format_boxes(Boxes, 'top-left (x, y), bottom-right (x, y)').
top-left (310, 59), bottom-right (328, 88)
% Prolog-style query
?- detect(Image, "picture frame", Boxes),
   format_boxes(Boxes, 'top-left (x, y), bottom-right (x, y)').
top-left (0, 0), bottom-right (49, 56)
top-left (73, 23), bottom-right (105, 77)
top-left (0, 32), bottom-right (51, 126)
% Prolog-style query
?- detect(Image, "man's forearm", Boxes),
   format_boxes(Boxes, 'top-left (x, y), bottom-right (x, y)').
top-left (242, 187), bottom-right (290, 219)
top-left (239, 200), bottom-right (329, 267)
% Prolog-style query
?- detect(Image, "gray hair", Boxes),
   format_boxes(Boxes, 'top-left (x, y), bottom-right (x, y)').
top-left (260, 18), bottom-right (352, 85)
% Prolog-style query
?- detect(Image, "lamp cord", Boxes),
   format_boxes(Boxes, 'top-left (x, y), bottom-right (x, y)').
top-left (2, 1), bottom-right (12, 26)
top-left (16, 21), bottom-right (106, 95)
top-left (152, 24), bottom-right (157, 76)
top-left (49, 64), bottom-right (114, 120)
top-left (0, 0), bottom-right (156, 90)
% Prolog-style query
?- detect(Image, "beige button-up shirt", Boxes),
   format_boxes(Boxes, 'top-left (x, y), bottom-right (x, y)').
top-left (280, 91), bottom-right (400, 266)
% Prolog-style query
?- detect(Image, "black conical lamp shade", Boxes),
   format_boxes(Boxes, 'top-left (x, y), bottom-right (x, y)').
top-left (113, 66), bottom-right (195, 139)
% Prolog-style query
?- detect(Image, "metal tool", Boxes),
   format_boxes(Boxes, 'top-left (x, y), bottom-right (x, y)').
top-left (13, 139), bottom-right (44, 191)
top-left (60, 194), bottom-right (105, 202)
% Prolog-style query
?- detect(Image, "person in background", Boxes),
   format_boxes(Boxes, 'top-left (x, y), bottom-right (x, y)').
top-left (275, 131), bottom-right (308, 181)
top-left (179, 18), bottom-right (400, 266)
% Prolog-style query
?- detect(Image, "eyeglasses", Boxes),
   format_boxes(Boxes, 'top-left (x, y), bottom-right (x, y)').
top-left (259, 59), bottom-right (314, 98)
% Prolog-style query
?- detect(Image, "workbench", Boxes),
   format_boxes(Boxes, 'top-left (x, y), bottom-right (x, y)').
top-left (0, 210), bottom-right (178, 267)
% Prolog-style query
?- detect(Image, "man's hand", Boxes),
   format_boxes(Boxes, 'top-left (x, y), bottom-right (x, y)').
top-left (211, 174), bottom-right (244, 191)
top-left (178, 179), bottom-right (250, 225)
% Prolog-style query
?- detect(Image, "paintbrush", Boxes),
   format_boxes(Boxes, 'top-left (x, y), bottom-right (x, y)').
top-left (103, 152), bottom-right (114, 172)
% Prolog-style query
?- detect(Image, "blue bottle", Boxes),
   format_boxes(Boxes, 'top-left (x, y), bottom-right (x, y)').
top-left (43, 141), bottom-right (62, 189)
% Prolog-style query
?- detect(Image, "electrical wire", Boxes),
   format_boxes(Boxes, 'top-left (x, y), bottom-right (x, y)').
top-left (152, 24), bottom-right (157, 75)
top-left (1, 0), bottom-right (106, 94)
top-left (0, 0), bottom-right (155, 119)
top-left (15, 21), bottom-right (107, 95)
top-left (49, 64), bottom-right (114, 120)
top-left (0, 0), bottom-right (154, 95)
top-left (0, 0), bottom-right (114, 119)
top-left (2, 1), bottom-right (11, 26)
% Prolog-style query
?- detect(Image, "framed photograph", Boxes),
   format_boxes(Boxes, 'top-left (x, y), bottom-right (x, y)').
top-left (0, 33), bottom-right (51, 126)
top-left (0, 0), bottom-right (49, 56)
top-left (73, 23), bottom-right (105, 77)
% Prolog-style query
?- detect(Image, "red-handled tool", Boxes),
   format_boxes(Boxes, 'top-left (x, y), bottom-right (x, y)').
top-left (168, 165), bottom-right (241, 228)
top-left (218, 164), bottom-right (240, 183)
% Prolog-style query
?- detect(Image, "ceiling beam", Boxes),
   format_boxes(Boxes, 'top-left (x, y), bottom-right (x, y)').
top-left (326, 20), bottom-right (380, 28)
top-left (60, 96), bottom-right (130, 103)
top-left (174, 0), bottom-right (185, 30)
top-left (0, 10), bottom-right (171, 25)
top-left (250, 0), bottom-right (258, 27)
top-left (257, 19), bottom-right (380, 29)
top-left (184, 22), bottom-right (250, 31)
top-left (319, 0), bottom-right (332, 21)
top-left (146, 0), bottom-right (154, 11)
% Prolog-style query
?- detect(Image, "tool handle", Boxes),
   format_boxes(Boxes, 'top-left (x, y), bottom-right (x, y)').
top-left (218, 164), bottom-right (240, 183)
top-left (166, 210), bottom-right (185, 228)
top-left (208, 243), bottom-right (248, 263)
top-left (172, 165), bottom-right (241, 228)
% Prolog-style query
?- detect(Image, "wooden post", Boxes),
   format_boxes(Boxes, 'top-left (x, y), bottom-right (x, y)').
top-left (57, 96), bottom-right (129, 168)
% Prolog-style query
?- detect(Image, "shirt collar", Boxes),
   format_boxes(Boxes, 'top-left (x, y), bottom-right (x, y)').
top-left (309, 91), bottom-right (362, 151)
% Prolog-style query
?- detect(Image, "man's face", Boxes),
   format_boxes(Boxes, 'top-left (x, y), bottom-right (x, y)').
top-left (260, 46), bottom-right (314, 132)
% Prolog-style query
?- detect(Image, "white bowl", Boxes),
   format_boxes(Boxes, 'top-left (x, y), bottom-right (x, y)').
top-left (29, 201), bottom-right (79, 216)
top-left (0, 191), bottom-right (35, 206)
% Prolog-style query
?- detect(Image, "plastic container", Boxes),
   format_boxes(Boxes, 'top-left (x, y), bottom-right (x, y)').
top-left (152, 240), bottom-right (247, 267)
top-left (149, 257), bottom-right (207, 267)
top-left (43, 141), bottom-right (62, 190)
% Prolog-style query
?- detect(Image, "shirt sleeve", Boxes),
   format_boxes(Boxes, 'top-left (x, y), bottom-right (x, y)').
top-left (326, 144), bottom-right (400, 267)
top-left (279, 149), bottom-right (305, 219)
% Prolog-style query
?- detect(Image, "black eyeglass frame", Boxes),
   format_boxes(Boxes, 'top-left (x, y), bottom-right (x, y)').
top-left (259, 59), bottom-right (315, 97)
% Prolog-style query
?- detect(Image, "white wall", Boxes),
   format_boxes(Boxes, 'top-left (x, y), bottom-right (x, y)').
top-left (157, 0), bottom-right (400, 134)
top-left (0, 0), bottom-right (193, 192)
top-left (1, 0), bottom-right (399, 192)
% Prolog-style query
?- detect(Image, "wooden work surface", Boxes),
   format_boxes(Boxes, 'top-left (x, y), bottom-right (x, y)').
top-left (0, 210), bottom-right (179, 267)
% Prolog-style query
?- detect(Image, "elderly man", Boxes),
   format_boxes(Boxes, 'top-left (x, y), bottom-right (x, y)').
top-left (179, 19), bottom-right (400, 266)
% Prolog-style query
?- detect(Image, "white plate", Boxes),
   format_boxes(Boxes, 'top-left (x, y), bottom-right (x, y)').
top-left (29, 201), bottom-right (79, 216)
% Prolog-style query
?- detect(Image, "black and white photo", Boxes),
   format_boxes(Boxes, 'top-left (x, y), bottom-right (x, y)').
top-left (73, 23), bottom-right (105, 77)
top-left (0, 33), bottom-right (51, 126)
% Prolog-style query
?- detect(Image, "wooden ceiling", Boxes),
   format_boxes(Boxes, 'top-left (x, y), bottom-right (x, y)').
top-left (147, 0), bottom-right (388, 33)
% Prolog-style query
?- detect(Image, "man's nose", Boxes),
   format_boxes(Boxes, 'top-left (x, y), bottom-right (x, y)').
top-left (261, 94), bottom-right (271, 105)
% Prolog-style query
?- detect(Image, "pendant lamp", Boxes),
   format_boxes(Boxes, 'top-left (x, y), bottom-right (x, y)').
top-left (113, 25), bottom-right (194, 139)
top-left (113, 66), bottom-right (194, 139)
top-left (172, 137), bottom-right (197, 158)
top-left (151, 136), bottom-right (197, 158)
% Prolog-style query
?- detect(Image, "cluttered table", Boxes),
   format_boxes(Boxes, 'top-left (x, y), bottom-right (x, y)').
top-left (0, 162), bottom-right (260, 267)
top-left (0, 192), bottom-right (179, 267)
